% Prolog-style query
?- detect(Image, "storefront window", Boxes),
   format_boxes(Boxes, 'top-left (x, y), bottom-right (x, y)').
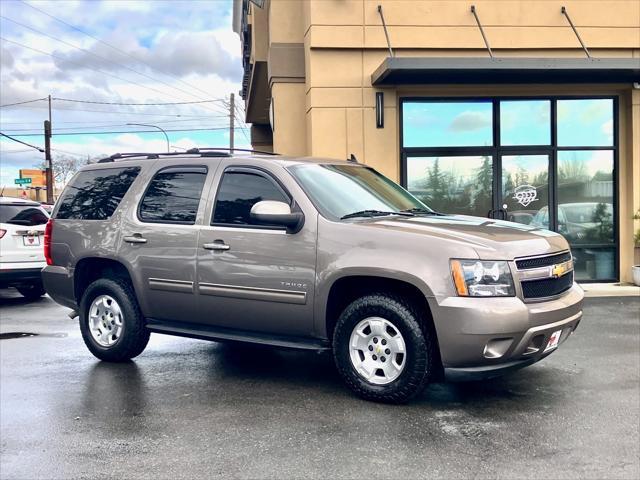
top-left (500, 100), bottom-right (550, 146)
top-left (557, 99), bottom-right (614, 147)
top-left (401, 96), bottom-right (617, 281)
top-left (403, 101), bottom-right (493, 147)
top-left (557, 150), bottom-right (615, 280)
top-left (406, 156), bottom-right (492, 217)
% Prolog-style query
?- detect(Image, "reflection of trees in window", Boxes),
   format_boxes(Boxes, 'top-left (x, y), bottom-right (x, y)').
top-left (473, 156), bottom-right (493, 215)
top-left (411, 156), bottom-right (491, 216)
top-left (586, 202), bottom-right (613, 243)
top-left (56, 168), bottom-right (140, 220)
top-left (559, 155), bottom-right (588, 182)
top-left (140, 172), bottom-right (206, 223)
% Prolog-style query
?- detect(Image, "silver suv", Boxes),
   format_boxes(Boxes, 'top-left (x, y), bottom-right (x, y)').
top-left (42, 150), bottom-right (583, 403)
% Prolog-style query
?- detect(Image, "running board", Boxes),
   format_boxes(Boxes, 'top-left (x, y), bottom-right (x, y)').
top-left (146, 319), bottom-right (331, 351)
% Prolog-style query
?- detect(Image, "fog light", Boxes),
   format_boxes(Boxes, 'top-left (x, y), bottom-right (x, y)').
top-left (483, 338), bottom-right (513, 359)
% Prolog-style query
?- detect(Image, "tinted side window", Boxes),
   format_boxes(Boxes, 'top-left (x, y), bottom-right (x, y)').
top-left (139, 167), bottom-right (207, 224)
top-left (0, 205), bottom-right (49, 226)
top-left (212, 171), bottom-right (289, 226)
top-left (56, 167), bottom-right (140, 220)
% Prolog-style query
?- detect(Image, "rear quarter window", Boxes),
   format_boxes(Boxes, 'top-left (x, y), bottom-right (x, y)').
top-left (55, 167), bottom-right (140, 220)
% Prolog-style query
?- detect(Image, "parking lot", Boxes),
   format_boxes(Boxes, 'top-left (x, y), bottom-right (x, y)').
top-left (1, 291), bottom-right (638, 479)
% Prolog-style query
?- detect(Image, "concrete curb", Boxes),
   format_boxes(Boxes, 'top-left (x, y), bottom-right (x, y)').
top-left (580, 283), bottom-right (640, 298)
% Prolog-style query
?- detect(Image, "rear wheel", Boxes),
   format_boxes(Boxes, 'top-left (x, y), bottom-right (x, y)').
top-left (79, 278), bottom-right (150, 362)
top-left (16, 282), bottom-right (45, 300)
top-left (333, 293), bottom-right (434, 403)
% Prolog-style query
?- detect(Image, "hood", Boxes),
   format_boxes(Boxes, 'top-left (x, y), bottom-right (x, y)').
top-left (354, 214), bottom-right (568, 260)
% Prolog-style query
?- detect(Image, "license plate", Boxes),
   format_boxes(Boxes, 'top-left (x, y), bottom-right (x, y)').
top-left (544, 329), bottom-right (562, 352)
top-left (23, 235), bottom-right (40, 246)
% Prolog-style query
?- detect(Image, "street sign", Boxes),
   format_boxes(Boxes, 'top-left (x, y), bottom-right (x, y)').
top-left (15, 178), bottom-right (32, 185)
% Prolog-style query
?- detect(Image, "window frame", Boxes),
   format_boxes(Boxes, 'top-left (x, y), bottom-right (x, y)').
top-left (399, 95), bottom-right (619, 282)
top-left (210, 165), bottom-right (293, 230)
top-left (137, 165), bottom-right (209, 226)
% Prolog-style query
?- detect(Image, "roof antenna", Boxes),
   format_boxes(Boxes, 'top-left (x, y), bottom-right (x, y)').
top-left (348, 154), bottom-right (358, 163)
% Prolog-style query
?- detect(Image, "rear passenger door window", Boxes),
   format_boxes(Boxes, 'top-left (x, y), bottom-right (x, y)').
top-left (56, 167), bottom-right (140, 220)
top-left (139, 166), bottom-right (208, 224)
top-left (212, 169), bottom-right (289, 227)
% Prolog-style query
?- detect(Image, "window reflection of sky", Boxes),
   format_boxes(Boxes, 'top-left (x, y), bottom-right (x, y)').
top-left (557, 99), bottom-right (613, 147)
top-left (403, 102), bottom-right (493, 147)
top-left (500, 100), bottom-right (550, 145)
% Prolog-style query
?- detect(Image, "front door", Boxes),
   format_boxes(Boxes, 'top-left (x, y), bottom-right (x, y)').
top-left (196, 166), bottom-right (317, 336)
top-left (500, 154), bottom-right (551, 228)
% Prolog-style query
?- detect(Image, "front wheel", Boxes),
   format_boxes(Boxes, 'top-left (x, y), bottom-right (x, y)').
top-left (79, 278), bottom-right (150, 362)
top-left (333, 294), bottom-right (434, 403)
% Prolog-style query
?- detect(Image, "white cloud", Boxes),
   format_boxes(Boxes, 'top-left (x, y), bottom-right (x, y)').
top-left (448, 111), bottom-right (492, 132)
top-left (0, 0), bottom-right (248, 186)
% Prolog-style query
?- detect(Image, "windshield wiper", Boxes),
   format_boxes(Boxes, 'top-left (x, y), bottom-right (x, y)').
top-left (401, 208), bottom-right (443, 216)
top-left (340, 209), bottom-right (414, 220)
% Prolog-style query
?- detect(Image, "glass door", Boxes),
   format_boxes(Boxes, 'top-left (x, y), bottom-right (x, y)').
top-left (500, 154), bottom-right (551, 228)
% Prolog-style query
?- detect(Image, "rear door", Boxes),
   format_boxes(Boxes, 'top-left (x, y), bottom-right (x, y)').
top-left (0, 203), bottom-right (49, 266)
top-left (118, 164), bottom-right (213, 324)
top-left (196, 164), bottom-right (317, 336)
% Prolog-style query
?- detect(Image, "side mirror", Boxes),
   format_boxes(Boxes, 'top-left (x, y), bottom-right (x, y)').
top-left (250, 200), bottom-right (304, 233)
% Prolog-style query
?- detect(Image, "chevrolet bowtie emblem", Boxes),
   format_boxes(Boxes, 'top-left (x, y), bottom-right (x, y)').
top-left (551, 260), bottom-right (572, 278)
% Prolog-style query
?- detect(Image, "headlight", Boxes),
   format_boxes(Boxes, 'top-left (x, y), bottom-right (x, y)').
top-left (450, 259), bottom-right (515, 297)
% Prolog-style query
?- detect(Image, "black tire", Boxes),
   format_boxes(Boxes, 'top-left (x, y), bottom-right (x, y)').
top-left (16, 282), bottom-right (45, 300)
top-left (333, 293), bottom-right (434, 404)
top-left (79, 278), bottom-right (150, 362)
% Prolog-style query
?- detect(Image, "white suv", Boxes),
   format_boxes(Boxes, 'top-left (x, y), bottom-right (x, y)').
top-left (0, 196), bottom-right (49, 299)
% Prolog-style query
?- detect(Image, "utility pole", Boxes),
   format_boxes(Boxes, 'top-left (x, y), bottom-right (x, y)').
top-left (44, 120), bottom-right (53, 204)
top-left (45, 94), bottom-right (54, 204)
top-left (229, 93), bottom-right (235, 151)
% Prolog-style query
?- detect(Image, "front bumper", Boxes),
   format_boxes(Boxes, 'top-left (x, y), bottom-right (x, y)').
top-left (429, 283), bottom-right (584, 381)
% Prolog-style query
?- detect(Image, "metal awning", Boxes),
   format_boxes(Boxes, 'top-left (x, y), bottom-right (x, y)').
top-left (371, 58), bottom-right (640, 85)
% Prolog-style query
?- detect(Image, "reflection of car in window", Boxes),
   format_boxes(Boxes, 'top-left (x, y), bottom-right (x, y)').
top-left (506, 210), bottom-right (537, 225)
top-left (531, 203), bottom-right (613, 243)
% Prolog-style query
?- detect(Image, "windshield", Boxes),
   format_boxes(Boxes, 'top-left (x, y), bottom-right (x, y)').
top-left (288, 164), bottom-right (432, 220)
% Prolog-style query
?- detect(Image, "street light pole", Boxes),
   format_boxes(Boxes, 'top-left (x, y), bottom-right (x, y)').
top-left (126, 123), bottom-right (170, 153)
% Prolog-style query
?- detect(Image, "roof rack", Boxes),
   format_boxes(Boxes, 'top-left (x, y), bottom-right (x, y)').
top-left (97, 147), bottom-right (279, 163)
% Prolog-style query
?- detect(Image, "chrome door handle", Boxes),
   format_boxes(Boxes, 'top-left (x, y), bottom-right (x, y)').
top-left (203, 241), bottom-right (230, 251)
top-left (123, 235), bottom-right (147, 244)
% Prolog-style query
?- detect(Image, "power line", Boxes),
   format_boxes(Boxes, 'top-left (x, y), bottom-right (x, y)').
top-left (2, 120), bottom-right (231, 133)
top-left (17, 0), bottom-right (220, 101)
top-left (4, 104), bottom-right (227, 118)
top-left (0, 132), bottom-right (44, 152)
top-left (51, 97), bottom-right (227, 106)
top-left (0, 148), bottom-right (34, 154)
top-left (9, 127), bottom-right (251, 137)
top-left (0, 116), bottom-right (225, 126)
top-left (0, 36), bottom-right (215, 106)
top-left (0, 97), bottom-right (48, 108)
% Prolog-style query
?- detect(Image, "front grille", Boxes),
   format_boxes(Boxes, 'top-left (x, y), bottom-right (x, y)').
top-left (521, 271), bottom-right (573, 299)
top-left (516, 251), bottom-right (572, 270)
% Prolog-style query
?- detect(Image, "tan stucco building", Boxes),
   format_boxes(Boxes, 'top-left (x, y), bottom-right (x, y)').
top-left (232, 0), bottom-right (640, 283)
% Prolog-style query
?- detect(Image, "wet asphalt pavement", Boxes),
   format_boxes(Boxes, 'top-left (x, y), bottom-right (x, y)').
top-left (0, 291), bottom-right (638, 480)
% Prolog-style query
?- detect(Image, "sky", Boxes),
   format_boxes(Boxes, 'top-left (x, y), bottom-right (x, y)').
top-left (0, 0), bottom-right (249, 187)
